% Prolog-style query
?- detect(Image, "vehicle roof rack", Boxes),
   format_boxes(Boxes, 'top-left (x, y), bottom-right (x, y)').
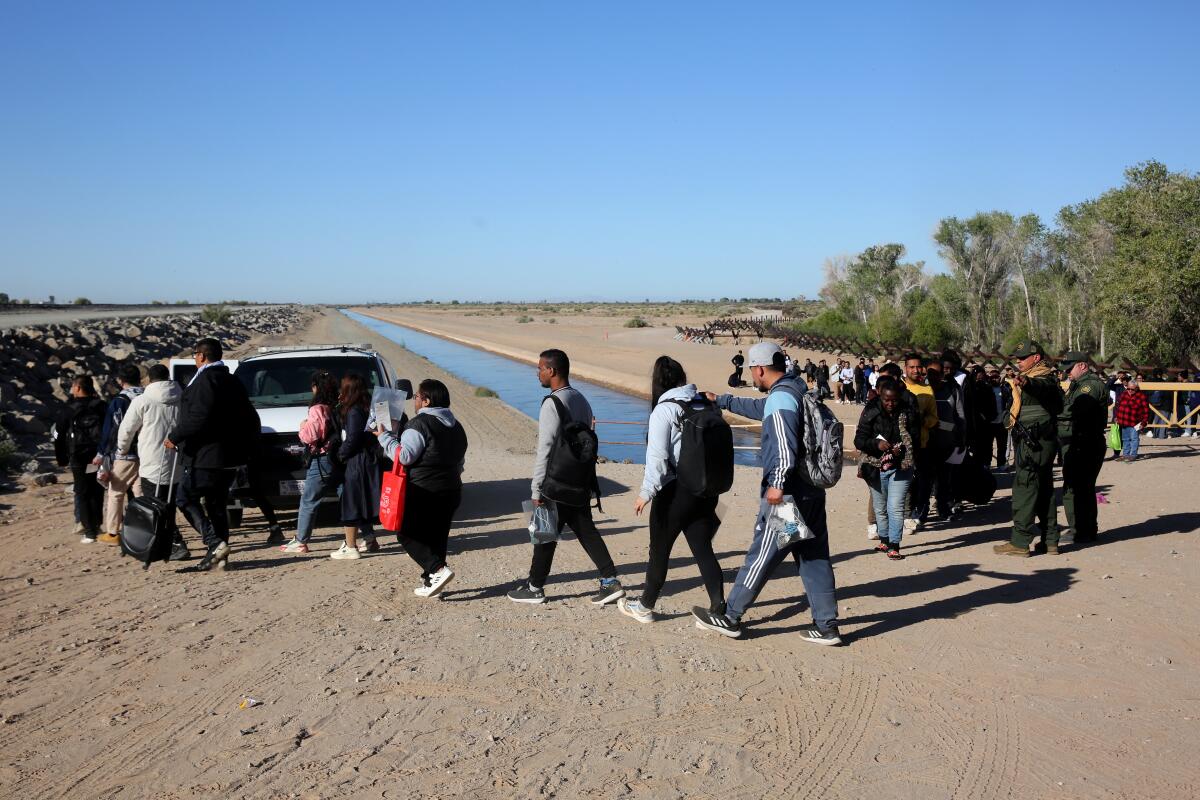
top-left (255, 343), bottom-right (374, 355)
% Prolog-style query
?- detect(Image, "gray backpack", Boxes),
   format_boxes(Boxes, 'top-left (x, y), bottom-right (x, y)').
top-left (796, 391), bottom-right (844, 488)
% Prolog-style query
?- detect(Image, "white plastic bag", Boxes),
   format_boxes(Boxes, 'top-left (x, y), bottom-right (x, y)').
top-left (766, 496), bottom-right (813, 549)
top-left (522, 500), bottom-right (561, 545)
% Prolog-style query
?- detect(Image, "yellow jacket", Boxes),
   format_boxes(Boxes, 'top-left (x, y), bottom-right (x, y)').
top-left (904, 378), bottom-right (939, 448)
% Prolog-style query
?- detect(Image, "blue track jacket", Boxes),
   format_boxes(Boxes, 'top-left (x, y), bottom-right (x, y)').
top-left (717, 375), bottom-right (806, 496)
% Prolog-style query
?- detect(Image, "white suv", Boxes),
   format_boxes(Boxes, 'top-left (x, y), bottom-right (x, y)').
top-left (171, 343), bottom-right (403, 525)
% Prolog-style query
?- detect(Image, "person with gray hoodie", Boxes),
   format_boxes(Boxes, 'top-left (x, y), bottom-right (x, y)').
top-left (508, 348), bottom-right (625, 606)
top-left (617, 356), bottom-right (726, 625)
top-left (376, 379), bottom-right (468, 598)
top-left (116, 363), bottom-right (190, 561)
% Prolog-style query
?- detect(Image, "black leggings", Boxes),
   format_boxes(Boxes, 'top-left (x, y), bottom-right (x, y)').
top-left (396, 483), bottom-right (461, 580)
top-left (640, 481), bottom-right (724, 612)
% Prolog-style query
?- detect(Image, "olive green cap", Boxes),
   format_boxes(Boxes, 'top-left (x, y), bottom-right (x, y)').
top-left (1059, 350), bottom-right (1090, 368)
top-left (1010, 340), bottom-right (1044, 359)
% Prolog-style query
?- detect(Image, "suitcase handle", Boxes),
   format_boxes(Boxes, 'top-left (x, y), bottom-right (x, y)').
top-left (165, 450), bottom-right (180, 504)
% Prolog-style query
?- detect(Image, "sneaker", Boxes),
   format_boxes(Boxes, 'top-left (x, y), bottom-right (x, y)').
top-left (72, 521), bottom-right (85, 536)
top-left (169, 541), bottom-right (192, 561)
top-left (867, 523), bottom-right (879, 540)
top-left (590, 578), bottom-right (625, 605)
top-left (280, 538), bottom-right (309, 554)
top-left (993, 542), bottom-right (1031, 558)
top-left (797, 624), bottom-right (843, 646)
top-left (902, 518), bottom-right (918, 533)
top-left (97, 532), bottom-right (121, 545)
top-left (80, 534), bottom-right (97, 544)
top-left (266, 524), bottom-right (286, 545)
top-left (507, 583), bottom-right (546, 604)
top-left (356, 536), bottom-right (380, 554)
top-left (617, 597), bottom-right (655, 624)
top-left (196, 541), bottom-right (230, 572)
top-left (330, 543), bottom-right (361, 560)
top-left (414, 566), bottom-right (454, 598)
top-left (692, 606), bottom-right (742, 638)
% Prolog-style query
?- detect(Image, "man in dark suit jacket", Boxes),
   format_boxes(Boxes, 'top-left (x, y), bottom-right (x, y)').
top-left (165, 337), bottom-right (259, 571)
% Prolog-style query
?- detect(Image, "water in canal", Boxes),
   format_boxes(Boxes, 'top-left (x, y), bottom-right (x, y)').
top-left (342, 310), bottom-right (762, 466)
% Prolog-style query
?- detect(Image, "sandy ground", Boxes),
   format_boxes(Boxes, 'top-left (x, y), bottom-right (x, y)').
top-left (2, 309), bottom-right (1198, 799)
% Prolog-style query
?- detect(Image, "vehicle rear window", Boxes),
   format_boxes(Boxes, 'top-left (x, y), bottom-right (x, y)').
top-left (237, 356), bottom-right (379, 408)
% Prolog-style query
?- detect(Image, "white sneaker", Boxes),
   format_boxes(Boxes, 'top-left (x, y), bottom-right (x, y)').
top-left (903, 518), bottom-right (918, 533)
top-left (867, 523), bottom-right (879, 540)
top-left (330, 543), bottom-right (361, 560)
top-left (414, 566), bottom-right (454, 597)
top-left (280, 539), bottom-right (309, 554)
top-left (80, 534), bottom-right (96, 544)
top-left (617, 597), bottom-right (655, 624)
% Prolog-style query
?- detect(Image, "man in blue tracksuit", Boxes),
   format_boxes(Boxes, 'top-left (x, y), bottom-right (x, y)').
top-left (696, 342), bottom-right (841, 645)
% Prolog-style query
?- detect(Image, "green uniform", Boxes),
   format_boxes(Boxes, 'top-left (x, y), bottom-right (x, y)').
top-left (1010, 374), bottom-right (1065, 548)
top-left (1058, 373), bottom-right (1109, 541)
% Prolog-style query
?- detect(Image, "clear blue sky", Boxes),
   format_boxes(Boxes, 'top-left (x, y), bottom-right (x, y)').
top-left (2, 1), bottom-right (1196, 304)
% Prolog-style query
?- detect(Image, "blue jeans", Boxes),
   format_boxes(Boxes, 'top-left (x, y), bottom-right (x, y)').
top-left (870, 468), bottom-right (912, 545)
top-left (1120, 426), bottom-right (1140, 458)
top-left (295, 454), bottom-right (337, 543)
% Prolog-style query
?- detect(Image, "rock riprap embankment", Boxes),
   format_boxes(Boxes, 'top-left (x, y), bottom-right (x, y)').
top-left (0, 305), bottom-right (308, 483)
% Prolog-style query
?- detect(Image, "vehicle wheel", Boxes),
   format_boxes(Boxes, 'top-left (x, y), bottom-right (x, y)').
top-left (227, 508), bottom-right (244, 528)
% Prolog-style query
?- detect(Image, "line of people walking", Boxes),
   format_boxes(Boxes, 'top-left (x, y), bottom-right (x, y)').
top-left (52, 331), bottom-right (1192, 646)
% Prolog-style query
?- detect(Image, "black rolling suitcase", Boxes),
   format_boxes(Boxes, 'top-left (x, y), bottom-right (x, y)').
top-left (120, 453), bottom-right (179, 569)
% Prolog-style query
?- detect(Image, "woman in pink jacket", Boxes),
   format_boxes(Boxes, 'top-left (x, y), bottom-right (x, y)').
top-left (280, 372), bottom-right (342, 553)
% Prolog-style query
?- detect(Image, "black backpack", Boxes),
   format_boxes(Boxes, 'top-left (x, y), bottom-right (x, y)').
top-left (673, 398), bottom-right (734, 498)
top-left (70, 400), bottom-right (105, 458)
top-left (540, 394), bottom-right (601, 508)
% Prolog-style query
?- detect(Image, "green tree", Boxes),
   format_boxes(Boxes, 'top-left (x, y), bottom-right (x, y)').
top-left (1063, 161), bottom-right (1199, 363)
top-left (933, 212), bottom-right (1016, 346)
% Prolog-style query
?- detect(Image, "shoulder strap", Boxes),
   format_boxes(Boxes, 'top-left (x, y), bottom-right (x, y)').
top-left (544, 393), bottom-right (572, 426)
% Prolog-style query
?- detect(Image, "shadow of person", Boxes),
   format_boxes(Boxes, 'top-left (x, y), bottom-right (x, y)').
top-left (1102, 512), bottom-right (1200, 542)
top-left (757, 565), bottom-right (1076, 641)
top-left (453, 476), bottom-right (630, 524)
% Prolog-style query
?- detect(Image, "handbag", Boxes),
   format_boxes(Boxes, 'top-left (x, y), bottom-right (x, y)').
top-left (1106, 422), bottom-right (1121, 451)
top-left (379, 459), bottom-right (407, 532)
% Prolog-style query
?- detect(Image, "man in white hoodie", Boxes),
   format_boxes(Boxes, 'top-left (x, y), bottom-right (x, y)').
top-left (117, 364), bottom-right (190, 561)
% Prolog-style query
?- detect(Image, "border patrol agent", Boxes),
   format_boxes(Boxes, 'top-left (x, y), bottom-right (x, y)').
top-left (995, 341), bottom-right (1065, 557)
top-left (1057, 352), bottom-right (1109, 546)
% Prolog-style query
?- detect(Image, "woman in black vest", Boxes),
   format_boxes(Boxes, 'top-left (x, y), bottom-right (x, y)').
top-left (375, 379), bottom-right (468, 598)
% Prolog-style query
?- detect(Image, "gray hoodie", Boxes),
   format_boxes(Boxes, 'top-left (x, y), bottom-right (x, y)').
top-left (117, 379), bottom-right (183, 486)
top-left (532, 385), bottom-right (594, 501)
top-left (378, 406), bottom-right (464, 472)
top-left (639, 384), bottom-right (698, 501)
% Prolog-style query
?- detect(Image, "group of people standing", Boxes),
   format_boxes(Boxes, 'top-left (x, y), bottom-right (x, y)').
top-left (842, 340), bottom-right (1142, 560)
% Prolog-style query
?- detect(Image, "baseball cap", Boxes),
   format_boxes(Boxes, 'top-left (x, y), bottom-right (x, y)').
top-left (747, 342), bottom-right (784, 368)
top-left (1059, 350), bottom-right (1089, 368)
top-left (1010, 340), bottom-right (1044, 359)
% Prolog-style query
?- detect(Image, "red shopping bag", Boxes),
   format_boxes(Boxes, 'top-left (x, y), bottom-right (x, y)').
top-left (379, 460), bottom-right (407, 531)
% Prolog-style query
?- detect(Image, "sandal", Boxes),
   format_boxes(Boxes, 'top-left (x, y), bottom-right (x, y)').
top-left (887, 548), bottom-right (905, 560)
top-left (874, 543), bottom-right (890, 553)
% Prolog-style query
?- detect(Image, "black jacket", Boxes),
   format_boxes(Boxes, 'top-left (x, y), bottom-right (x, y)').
top-left (54, 396), bottom-right (108, 467)
top-left (168, 364), bottom-right (259, 469)
top-left (854, 401), bottom-right (921, 461)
